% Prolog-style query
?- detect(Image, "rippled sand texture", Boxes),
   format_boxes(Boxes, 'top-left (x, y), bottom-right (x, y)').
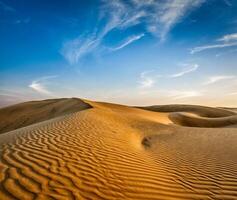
top-left (1, 101), bottom-right (237, 199)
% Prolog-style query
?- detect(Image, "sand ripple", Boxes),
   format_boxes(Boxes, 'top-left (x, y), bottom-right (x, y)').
top-left (1, 102), bottom-right (237, 199)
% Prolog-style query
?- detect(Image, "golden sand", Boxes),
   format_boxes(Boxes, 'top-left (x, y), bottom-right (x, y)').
top-left (0, 99), bottom-right (237, 199)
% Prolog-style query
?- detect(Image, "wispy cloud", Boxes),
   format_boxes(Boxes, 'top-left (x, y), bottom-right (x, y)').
top-left (217, 33), bottom-right (237, 42)
top-left (61, 35), bottom-right (100, 65)
top-left (110, 33), bottom-right (145, 51)
top-left (139, 71), bottom-right (158, 89)
top-left (103, 0), bottom-right (206, 39)
top-left (138, 63), bottom-right (199, 89)
top-left (61, 0), bottom-right (205, 64)
top-left (0, 1), bottom-right (15, 12)
top-left (168, 90), bottom-right (203, 99)
top-left (149, 0), bottom-right (205, 40)
top-left (203, 75), bottom-right (235, 85)
top-left (29, 76), bottom-right (57, 95)
top-left (191, 32), bottom-right (237, 54)
top-left (190, 42), bottom-right (237, 54)
top-left (170, 63), bottom-right (199, 77)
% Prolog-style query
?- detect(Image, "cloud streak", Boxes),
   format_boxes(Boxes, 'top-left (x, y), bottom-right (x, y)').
top-left (190, 42), bottom-right (237, 54)
top-left (191, 32), bottom-right (237, 54)
top-left (61, 35), bottom-right (100, 65)
top-left (103, 0), bottom-right (206, 39)
top-left (62, 0), bottom-right (206, 64)
top-left (168, 90), bottom-right (203, 99)
top-left (29, 76), bottom-right (57, 95)
top-left (110, 34), bottom-right (145, 51)
top-left (139, 71), bottom-right (158, 89)
top-left (217, 33), bottom-right (237, 42)
top-left (203, 75), bottom-right (235, 85)
top-left (170, 64), bottom-right (199, 77)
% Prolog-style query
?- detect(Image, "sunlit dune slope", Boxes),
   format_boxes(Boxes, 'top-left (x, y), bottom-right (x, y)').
top-left (0, 98), bottom-right (92, 134)
top-left (0, 100), bottom-right (237, 199)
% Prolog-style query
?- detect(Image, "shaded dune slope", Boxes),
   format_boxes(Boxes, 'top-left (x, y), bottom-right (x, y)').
top-left (0, 98), bottom-right (92, 134)
top-left (140, 104), bottom-right (237, 128)
top-left (141, 104), bottom-right (236, 117)
top-left (1, 100), bottom-right (237, 199)
top-left (219, 107), bottom-right (237, 113)
top-left (169, 112), bottom-right (237, 128)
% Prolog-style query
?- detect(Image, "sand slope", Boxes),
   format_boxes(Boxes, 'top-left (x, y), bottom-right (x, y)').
top-left (141, 104), bottom-right (237, 128)
top-left (169, 112), bottom-right (237, 127)
top-left (1, 100), bottom-right (237, 199)
top-left (141, 104), bottom-right (236, 117)
top-left (0, 98), bottom-right (92, 134)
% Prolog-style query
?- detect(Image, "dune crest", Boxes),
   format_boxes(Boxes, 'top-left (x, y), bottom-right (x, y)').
top-left (0, 98), bottom-right (92, 134)
top-left (0, 100), bottom-right (237, 199)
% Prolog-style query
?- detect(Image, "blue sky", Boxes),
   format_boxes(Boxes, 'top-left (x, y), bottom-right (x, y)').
top-left (0, 0), bottom-right (237, 107)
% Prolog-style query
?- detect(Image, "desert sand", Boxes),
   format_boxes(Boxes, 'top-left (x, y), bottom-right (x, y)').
top-left (0, 98), bottom-right (237, 199)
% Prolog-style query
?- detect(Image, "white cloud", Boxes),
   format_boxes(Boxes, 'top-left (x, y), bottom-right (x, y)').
top-left (138, 63), bottom-right (199, 90)
top-left (103, 0), bottom-right (205, 39)
top-left (29, 76), bottom-right (57, 95)
top-left (191, 32), bottom-right (237, 54)
top-left (139, 71), bottom-right (158, 89)
top-left (170, 63), bottom-right (199, 77)
top-left (151, 0), bottom-right (205, 40)
top-left (110, 34), bottom-right (145, 51)
top-left (61, 35), bottom-right (100, 65)
top-left (29, 82), bottom-right (51, 95)
top-left (62, 0), bottom-right (205, 64)
top-left (203, 75), bottom-right (235, 85)
top-left (190, 42), bottom-right (237, 54)
top-left (168, 90), bottom-right (203, 99)
top-left (217, 33), bottom-right (237, 42)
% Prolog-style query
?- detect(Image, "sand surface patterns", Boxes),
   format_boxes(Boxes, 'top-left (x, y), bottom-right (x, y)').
top-left (0, 101), bottom-right (237, 199)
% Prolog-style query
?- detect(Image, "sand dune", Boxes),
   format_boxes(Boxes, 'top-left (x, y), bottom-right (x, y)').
top-left (169, 112), bottom-right (237, 127)
top-left (0, 98), bottom-right (91, 134)
top-left (1, 99), bottom-right (237, 199)
top-left (141, 104), bottom-right (236, 117)
top-left (140, 104), bottom-right (237, 128)
top-left (219, 107), bottom-right (237, 113)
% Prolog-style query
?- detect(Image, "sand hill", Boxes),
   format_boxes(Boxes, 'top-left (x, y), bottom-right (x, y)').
top-left (0, 98), bottom-right (92, 134)
top-left (140, 104), bottom-right (237, 128)
top-left (140, 104), bottom-right (236, 117)
top-left (0, 98), bottom-right (237, 199)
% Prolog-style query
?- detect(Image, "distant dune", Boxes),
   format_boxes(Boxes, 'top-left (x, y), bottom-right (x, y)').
top-left (169, 112), bottom-right (237, 128)
top-left (0, 99), bottom-right (237, 199)
top-left (0, 98), bottom-right (92, 134)
top-left (140, 104), bottom-right (236, 117)
top-left (140, 104), bottom-right (237, 128)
